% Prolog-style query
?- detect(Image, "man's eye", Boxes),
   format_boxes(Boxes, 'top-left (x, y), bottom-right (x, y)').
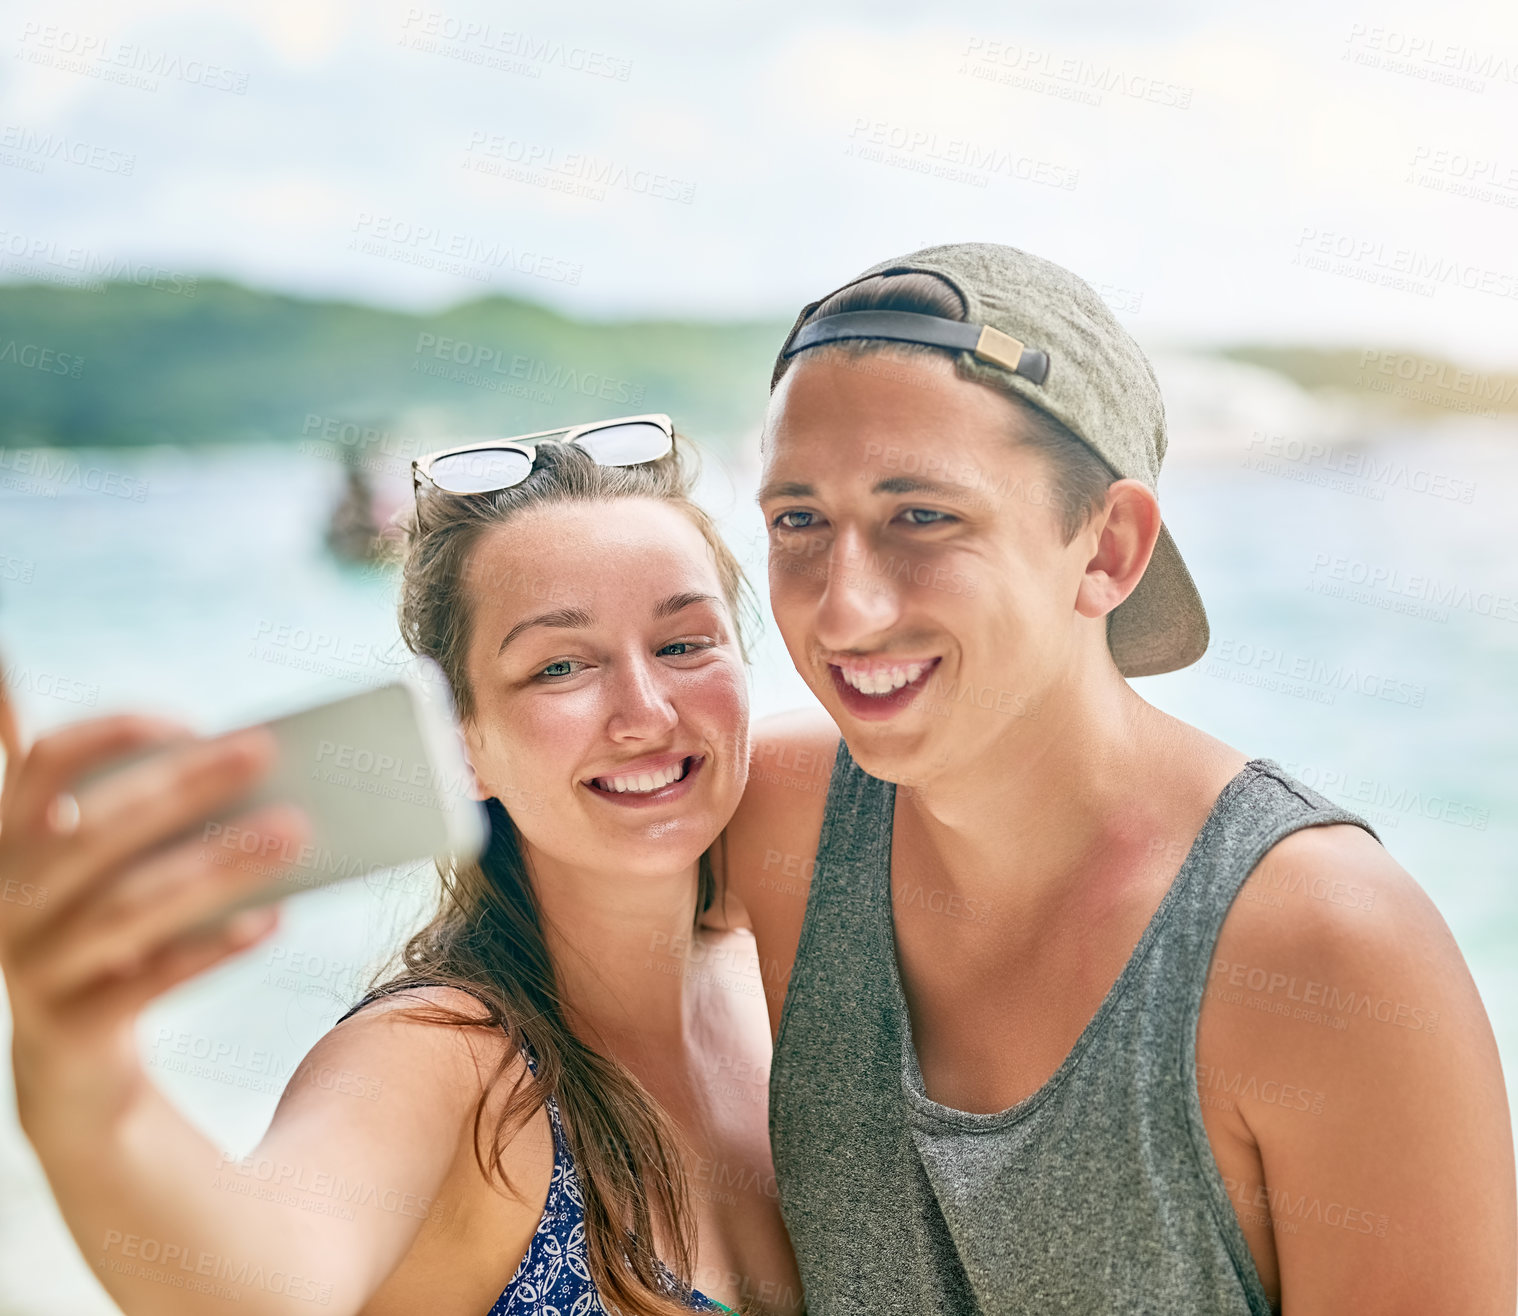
top-left (772, 510), bottom-right (817, 530)
top-left (536, 659), bottom-right (580, 679)
top-left (901, 508), bottom-right (955, 525)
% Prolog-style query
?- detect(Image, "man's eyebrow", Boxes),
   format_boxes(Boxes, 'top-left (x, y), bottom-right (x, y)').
top-left (757, 475), bottom-right (981, 505)
top-left (756, 479), bottom-right (814, 504)
top-left (497, 593), bottom-right (719, 655)
top-left (871, 475), bottom-right (979, 503)
top-left (498, 607), bottom-right (593, 655)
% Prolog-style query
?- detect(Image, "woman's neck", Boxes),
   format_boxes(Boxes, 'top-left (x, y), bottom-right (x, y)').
top-left (526, 849), bottom-right (704, 1063)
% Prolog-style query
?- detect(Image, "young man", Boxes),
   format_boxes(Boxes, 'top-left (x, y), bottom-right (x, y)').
top-left (721, 244), bottom-right (1516, 1314)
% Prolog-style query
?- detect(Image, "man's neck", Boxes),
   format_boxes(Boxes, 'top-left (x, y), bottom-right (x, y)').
top-left (896, 664), bottom-right (1197, 914)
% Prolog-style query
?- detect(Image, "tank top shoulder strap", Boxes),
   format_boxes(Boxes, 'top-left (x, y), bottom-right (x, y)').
top-left (1160, 756), bottom-right (1383, 1028)
top-left (814, 737), bottom-right (896, 893)
top-left (1115, 757), bottom-right (1381, 1296)
top-left (774, 740), bottom-right (897, 1050)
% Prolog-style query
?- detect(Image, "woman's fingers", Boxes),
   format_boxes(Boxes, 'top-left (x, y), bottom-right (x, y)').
top-left (1, 714), bottom-right (189, 841)
top-left (24, 726), bottom-right (278, 933)
top-left (89, 905), bottom-right (283, 1023)
top-left (21, 802), bottom-right (308, 1001)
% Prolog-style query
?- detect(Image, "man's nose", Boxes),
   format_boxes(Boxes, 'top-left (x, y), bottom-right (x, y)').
top-left (810, 532), bottom-right (903, 654)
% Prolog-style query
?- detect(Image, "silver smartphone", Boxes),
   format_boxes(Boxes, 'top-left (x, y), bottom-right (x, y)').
top-left (84, 671), bottom-right (489, 933)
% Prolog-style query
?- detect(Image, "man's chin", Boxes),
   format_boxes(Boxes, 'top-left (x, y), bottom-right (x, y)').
top-left (833, 725), bottom-right (951, 793)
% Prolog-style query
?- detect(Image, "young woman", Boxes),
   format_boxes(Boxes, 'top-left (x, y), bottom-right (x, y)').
top-left (0, 419), bottom-right (802, 1315)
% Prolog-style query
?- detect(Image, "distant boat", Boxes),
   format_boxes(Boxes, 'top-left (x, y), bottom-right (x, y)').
top-left (325, 456), bottom-right (404, 564)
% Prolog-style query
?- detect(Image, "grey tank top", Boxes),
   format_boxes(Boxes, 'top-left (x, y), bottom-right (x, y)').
top-left (769, 745), bottom-right (1380, 1316)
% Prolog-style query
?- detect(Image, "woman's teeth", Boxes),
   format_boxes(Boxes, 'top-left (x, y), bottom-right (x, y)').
top-left (593, 759), bottom-right (688, 794)
top-left (839, 662), bottom-right (928, 696)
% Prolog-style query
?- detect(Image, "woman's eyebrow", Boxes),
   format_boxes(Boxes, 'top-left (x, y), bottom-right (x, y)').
top-left (654, 591), bottom-right (721, 619)
top-left (497, 594), bottom-right (718, 655)
top-left (498, 607), bottom-right (593, 655)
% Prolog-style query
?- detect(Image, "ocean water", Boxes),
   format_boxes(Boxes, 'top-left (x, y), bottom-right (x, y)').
top-left (0, 412), bottom-right (1514, 1311)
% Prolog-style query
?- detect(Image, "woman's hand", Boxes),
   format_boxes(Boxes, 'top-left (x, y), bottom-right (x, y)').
top-left (0, 704), bottom-right (309, 1135)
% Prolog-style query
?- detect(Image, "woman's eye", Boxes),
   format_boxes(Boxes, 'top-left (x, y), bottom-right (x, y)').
top-left (536, 659), bottom-right (581, 680)
top-left (658, 639), bottom-right (712, 658)
top-left (901, 507), bottom-right (955, 526)
top-left (772, 510), bottom-right (817, 530)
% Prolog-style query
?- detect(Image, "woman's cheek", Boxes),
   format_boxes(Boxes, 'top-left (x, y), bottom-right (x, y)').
top-left (694, 659), bottom-right (750, 788)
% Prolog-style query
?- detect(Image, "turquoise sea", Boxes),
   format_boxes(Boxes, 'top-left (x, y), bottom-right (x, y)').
top-left (0, 416), bottom-right (1514, 1311)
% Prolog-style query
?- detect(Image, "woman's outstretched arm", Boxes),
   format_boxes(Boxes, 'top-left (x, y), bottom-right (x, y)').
top-left (1, 709), bottom-right (514, 1316)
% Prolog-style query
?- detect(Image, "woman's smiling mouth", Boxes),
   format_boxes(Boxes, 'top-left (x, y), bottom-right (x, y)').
top-left (583, 753), bottom-right (705, 804)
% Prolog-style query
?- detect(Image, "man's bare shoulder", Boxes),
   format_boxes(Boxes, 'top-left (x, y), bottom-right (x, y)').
top-left (1201, 823), bottom-right (1516, 1310)
top-left (721, 710), bottom-right (840, 1033)
top-left (726, 708), bottom-right (840, 909)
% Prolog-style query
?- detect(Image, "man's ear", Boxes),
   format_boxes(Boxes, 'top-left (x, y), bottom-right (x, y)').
top-left (1074, 479), bottom-right (1162, 622)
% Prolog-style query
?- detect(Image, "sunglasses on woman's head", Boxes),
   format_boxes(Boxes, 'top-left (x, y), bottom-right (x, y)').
top-left (412, 413), bottom-right (675, 499)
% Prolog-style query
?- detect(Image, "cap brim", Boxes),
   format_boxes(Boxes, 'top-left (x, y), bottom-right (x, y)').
top-left (1108, 522), bottom-right (1210, 678)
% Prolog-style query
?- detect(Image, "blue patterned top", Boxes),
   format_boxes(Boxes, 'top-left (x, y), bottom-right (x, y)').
top-left (336, 984), bottom-right (729, 1315)
top-left (488, 1047), bottom-right (726, 1315)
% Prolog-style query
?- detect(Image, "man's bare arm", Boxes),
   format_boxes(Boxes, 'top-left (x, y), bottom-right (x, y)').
top-left (720, 710), bottom-right (839, 1038)
top-left (1200, 823), bottom-right (1516, 1314)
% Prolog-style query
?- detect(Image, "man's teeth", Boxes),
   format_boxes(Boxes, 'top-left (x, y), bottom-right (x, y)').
top-left (839, 662), bottom-right (928, 696)
top-left (594, 759), bottom-right (688, 794)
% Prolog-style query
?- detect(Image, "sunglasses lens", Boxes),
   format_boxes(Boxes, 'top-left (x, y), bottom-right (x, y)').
top-left (575, 421), bottom-right (672, 467)
top-left (427, 447), bottom-right (533, 493)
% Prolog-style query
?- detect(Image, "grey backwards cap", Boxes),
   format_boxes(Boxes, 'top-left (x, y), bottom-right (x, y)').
top-left (770, 241), bottom-right (1210, 679)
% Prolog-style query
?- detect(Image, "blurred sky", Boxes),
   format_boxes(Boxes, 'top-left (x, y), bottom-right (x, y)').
top-left (2, 0), bottom-right (1516, 365)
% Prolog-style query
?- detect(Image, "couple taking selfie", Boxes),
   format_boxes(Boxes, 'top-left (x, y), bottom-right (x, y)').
top-left (2, 244), bottom-right (1513, 1316)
